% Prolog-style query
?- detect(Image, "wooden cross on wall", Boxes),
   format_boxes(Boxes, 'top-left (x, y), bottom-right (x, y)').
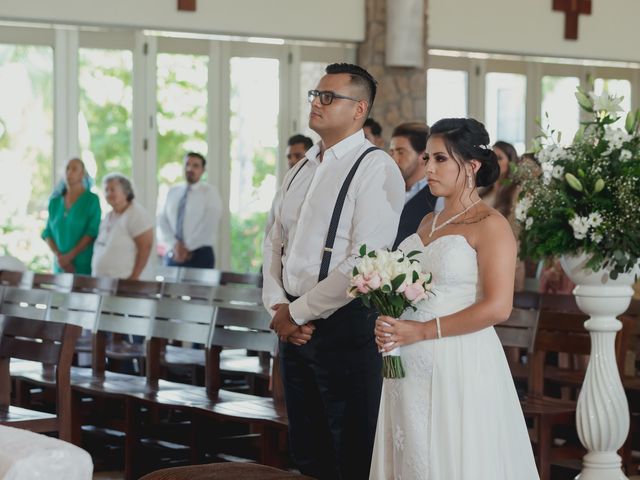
top-left (177, 0), bottom-right (196, 12)
top-left (553, 0), bottom-right (592, 40)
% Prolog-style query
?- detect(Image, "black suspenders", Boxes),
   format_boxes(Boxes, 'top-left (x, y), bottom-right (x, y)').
top-left (286, 158), bottom-right (309, 192)
top-left (318, 146), bottom-right (379, 281)
top-left (282, 146), bottom-right (380, 285)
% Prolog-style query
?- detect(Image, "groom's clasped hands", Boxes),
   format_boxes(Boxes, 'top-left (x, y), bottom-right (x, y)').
top-left (269, 303), bottom-right (316, 345)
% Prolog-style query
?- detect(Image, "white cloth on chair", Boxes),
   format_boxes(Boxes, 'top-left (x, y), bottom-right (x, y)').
top-left (0, 425), bottom-right (93, 479)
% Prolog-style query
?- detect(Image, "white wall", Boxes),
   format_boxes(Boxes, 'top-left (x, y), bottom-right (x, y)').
top-left (429, 0), bottom-right (640, 63)
top-left (0, 0), bottom-right (365, 43)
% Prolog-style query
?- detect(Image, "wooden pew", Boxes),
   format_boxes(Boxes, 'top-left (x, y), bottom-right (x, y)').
top-left (160, 283), bottom-right (268, 390)
top-left (0, 270), bottom-right (33, 288)
top-left (180, 267), bottom-right (222, 286)
top-left (496, 292), bottom-right (540, 395)
top-left (72, 275), bottom-right (118, 295)
top-left (0, 315), bottom-right (81, 441)
top-left (32, 272), bottom-right (74, 292)
top-left (10, 291), bottom-right (101, 407)
top-left (187, 304), bottom-right (286, 468)
top-left (123, 298), bottom-right (257, 478)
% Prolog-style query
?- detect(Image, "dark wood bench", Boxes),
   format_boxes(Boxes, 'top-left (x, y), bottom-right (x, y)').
top-left (123, 298), bottom-right (263, 478)
top-left (496, 292), bottom-right (540, 394)
top-left (0, 315), bottom-right (81, 441)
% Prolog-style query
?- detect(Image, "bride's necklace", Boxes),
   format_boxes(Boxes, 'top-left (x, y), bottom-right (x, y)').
top-left (429, 199), bottom-right (481, 238)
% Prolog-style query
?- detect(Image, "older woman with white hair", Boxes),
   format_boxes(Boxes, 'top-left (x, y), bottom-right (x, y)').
top-left (92, 173), bottom-right (154, 280)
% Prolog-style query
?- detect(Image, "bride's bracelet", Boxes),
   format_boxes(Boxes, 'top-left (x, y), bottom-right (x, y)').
top-left (435, 316), bottom-right (442, 339)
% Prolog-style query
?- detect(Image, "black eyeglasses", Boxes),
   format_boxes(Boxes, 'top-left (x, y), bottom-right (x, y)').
top-left (308, 89), bottom-right (361, 105)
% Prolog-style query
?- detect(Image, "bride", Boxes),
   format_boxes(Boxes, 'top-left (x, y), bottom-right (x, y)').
top-left (370, 118), bottom-right (539, 479)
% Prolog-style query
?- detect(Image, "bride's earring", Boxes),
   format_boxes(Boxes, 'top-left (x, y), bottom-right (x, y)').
top-left (467, 174), bottom-right (473, 189)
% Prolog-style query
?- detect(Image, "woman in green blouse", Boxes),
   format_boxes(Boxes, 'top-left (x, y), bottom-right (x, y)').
top-left (42, 158), bottom-right (101, 274)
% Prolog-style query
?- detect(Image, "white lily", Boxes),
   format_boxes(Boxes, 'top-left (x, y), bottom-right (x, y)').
top-left (589, 91), bottom-right (624, 114)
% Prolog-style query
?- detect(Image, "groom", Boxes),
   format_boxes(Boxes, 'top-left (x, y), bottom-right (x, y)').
top-left (263, 63), bottom-right (404, 479)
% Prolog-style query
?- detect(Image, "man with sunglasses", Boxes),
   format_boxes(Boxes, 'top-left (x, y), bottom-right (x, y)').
top-left (263, 63), bottom-right (404, 479)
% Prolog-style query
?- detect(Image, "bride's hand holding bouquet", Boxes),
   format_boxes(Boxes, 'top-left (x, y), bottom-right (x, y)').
top-left (349, 244), bottom-right (433, 378)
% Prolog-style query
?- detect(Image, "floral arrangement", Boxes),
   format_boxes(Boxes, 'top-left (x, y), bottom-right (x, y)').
top-left (348, 245), bottom-right (433, 378)
top-left (516, 87), bottom-right (640, 279)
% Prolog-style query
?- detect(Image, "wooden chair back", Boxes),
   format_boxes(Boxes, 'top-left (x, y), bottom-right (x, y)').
top-left (210, 284), bottom-right (263, 307)
top-left (72, 275), bottom-right (118, 295)
top-left (0, 270), bottom-right (33, 288)
top-left (161, 282), bottom-right (216, 303)
top-left (49, 291), bottom-right (102, 330)
top-left (206, 305), bottom-right (274, 394)
top-left (219, 271), bottom-right (262, 287)
top-left (530, 310), bottom-right (590, 396)
top-left (0, 315), bottom-right (81, 440)
top-left (32, 273), bottom-right (74, 293)
top-left (0, 287), bottom-right (51, 320)
top-left (146, 299), bottom-right (216, 384)
top-left (529, 310), bottom-right (633, 397)
top-left (116, 279), bottom-right (163, 299)
top-left (154, 265), bottom-right (181, 283)
top-left (92, 296), bottom-right (156, 374)
top-left (497, 292), bottom-right (540, 352)
top-left (540, 293), bottom-right (580, 313)
top-left (180, 267), bottom-right (221, 286)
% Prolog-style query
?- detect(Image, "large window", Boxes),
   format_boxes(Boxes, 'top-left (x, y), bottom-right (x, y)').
top-left (156, 53), bottom-right (208, 216)
top-left (541, 75), bottom-right (580, 145)
top-left (229, 56), bottom-right (279, 272)
top-left (79, 48), bottom-right (133, 199)
top-left (485, 72), bottom-right (526, 153)
top-left (299, 61), bottom-right (326, 143)
top-left (0, 44), bottom-right (53, 271)
top-left (427, 68), bottom-right (468, 126)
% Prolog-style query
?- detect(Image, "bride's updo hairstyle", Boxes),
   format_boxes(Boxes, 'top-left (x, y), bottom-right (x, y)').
top-left (429, 118), bottom-right (500, 187)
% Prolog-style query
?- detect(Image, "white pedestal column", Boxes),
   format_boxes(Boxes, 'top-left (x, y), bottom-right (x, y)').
top-left (560, 254), bottom-right (638, 480)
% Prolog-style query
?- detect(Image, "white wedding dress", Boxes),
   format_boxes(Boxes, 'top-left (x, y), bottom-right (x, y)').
top-left (370, 234), bottom-right (539, 480)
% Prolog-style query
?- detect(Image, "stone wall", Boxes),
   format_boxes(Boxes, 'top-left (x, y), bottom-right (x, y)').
top-left (358, 0), bottom-right (428, 144)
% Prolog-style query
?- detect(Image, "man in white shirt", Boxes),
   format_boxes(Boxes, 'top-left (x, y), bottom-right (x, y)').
top-left (158, 152), bottom-right (222, 269)
top-left (263, 63), bottom-right (404, 479)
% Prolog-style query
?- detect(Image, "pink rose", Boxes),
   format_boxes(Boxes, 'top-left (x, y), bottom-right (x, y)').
top-left (352, 275), bottom-right (370, 294)
top-left (403, 282), bottom-right (425, 302)
top-left (367, 273), bottom-right (382, 290)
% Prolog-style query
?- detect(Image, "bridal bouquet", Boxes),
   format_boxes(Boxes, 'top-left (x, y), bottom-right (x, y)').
top-left (348, 244), bottom-right (433, 378)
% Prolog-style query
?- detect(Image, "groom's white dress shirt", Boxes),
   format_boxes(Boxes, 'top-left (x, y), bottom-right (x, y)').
top-left (263, 129), bottom-right (405, 325)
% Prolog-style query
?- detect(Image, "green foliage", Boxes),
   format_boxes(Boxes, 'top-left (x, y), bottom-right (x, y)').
top-left (79, 50), bottom-right (133, 184)
top-left (517, 87), bottom-right (640, 278)
top-left (230, 212), bottom-right (268, 273)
